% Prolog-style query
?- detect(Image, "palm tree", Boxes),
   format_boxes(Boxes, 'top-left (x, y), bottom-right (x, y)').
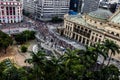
top-left (60, 48), bottom-right (83, 79)
top-left (25, 51), bottom-right (47, 80)
top-left (94, 43), bottom-right (108, 69)
top-left (103, 39), bottom-right (120, 66)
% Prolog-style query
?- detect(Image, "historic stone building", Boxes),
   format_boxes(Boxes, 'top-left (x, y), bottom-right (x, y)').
top-left (0, 0), bottom-right (23, 23)
top-left (60, 8), bottom-right (120, 48)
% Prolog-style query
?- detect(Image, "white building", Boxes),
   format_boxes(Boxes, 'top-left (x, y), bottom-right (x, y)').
top-left (35, 0), bottom-right (70, 21)
top-left (23, 0), bottom-right (36, 15)
top-left (107, 0), bottom-right (120, 4)
top-left (0, 0), bottom-right (23, 23)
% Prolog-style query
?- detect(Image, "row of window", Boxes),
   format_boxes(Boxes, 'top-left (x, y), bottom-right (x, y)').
top-left (72, 33), bottom-right (89, 45)
top-left (109, 31), bottom-right (120, 37)
top-left (88, 19), bottom-right (103, 25)
top-left (66, 25), bottom-right (72, 31)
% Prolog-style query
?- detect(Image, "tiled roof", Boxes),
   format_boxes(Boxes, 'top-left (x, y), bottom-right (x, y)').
top-left (88, 9), bottom-right (112, 20)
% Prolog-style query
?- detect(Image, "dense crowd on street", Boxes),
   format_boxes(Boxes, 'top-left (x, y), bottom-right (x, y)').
top-left (34, 20), bottom-right (75, 52)
top-left (0, 16), bottom-right (75, 52)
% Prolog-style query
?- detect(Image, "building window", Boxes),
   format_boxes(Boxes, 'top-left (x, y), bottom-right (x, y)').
top-left (82, 38), bottom-right (85, 44)
top-left (86, 40), bottom-right (89, 44)
top-left (95, 37), bottom-right (97, 42)
top-left (13, 7), bottom-right (15, 15)
top-left (100, 23), bottom-right (102, 25)
top-left (85, 29), bottom-right (88, 32)
top-left (96, 34), bottom-right (98, 36)
top-left (116, 34), bottom-right (119, 37)
top-left (2, 10), bottom-right (4, 15)
top-left (89, 30), bottom-right (91, 33)
top-left (98, 39), bottom-right (101, 42)
top-left (111, 32), bottom-right (114, 35)
top-left (79, 36), bottom-right (81, 42)
top-left (92, 36), bottom-right (94, 40)
top-left (81, 27), bottom-right (83, 30)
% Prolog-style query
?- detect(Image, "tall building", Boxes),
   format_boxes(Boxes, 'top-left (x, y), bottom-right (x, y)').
top-left (0, 0), bottom-right (23, 23)
top-left (107, 0), bottom-right (119, 4)
top-left (35, 0), bottom-right (70, 21)
top-left (82, 0), bottom-right (100, 13)
top-left (23, 0), bottom-right (36, 15)
top-left (69, 0), bottom-right (82, 12)
top-left (70, 0), bottom-right (100, 13)
top-left (59, 8), bottom-right (120, 50)
top-left (116, 2), bottom-right (120, 10)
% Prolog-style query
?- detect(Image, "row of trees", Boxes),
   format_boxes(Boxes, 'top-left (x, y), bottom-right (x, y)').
top-left (0, 39), bottom-right (120, 80)
top-left (14, 30), bottom-right (36, 44)
top-left (0, 31), bottom-right (13, 54)
top-left (51, 16), bottom-right (63, 23)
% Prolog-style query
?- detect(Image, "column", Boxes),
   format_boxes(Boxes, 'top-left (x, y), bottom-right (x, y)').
top-left (84, 38), bottom-right (87, 45)
top-left (81, 36), bottom-right (83, 44)
top-left (15, 7), bottom-right (18, 22)
top-left (4, 6), bottom-right (8, 23)
top-left (77, 35), bottom-right (80, 42)
top-left (0, 7), bottom-right (1, 23)
top-left (74, 34), bottom-right (76, 40)
top-left (9, 7), bottom-right (10, 23)
top-left (12, 6), bottom-right (14, 23)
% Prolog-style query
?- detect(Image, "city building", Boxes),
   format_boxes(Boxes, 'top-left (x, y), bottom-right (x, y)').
top-left (0, 0), bottom-right (23, 23)
top-left (59, 8), bottom-right (120, 49)
top-left (116, 1), bottom-right (120, 10)
top-left (107, 0), bottom-right (120, 4)
top-left (82, 0), bottom-right (100, 13)
top-left (35, 0), bottom-right (70, 21)
top-left (23, 0), bottom-right (36, 15)
top-left (70, 0), bottom-right (100, 13)
top-left (69, 0), bottom-right (82, 12)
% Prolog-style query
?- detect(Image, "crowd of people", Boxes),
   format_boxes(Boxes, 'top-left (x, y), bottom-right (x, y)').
top-left (0, 16), bottom-right (76, 53)
top-left (34, 20), bottom-right (75, 53)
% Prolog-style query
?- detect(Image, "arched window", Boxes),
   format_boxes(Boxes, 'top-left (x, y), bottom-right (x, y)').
top-left (111, 32), bottom-right (114, 35)
top-left (100, 23), bottom-right (102, 25)
top-left (85, 29), bottom-right (88, 32)
top-left (81, 27), bottom-right (83, 30)
top-left (116, 34), bottom-right (119, 37)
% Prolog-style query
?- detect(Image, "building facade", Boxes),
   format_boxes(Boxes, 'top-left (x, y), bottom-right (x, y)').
top-left (0, 0), bottom-right (23, 23)
top-left (69, 0), bottom-right (100, 13)
top-left (60, 8), bottom-right (120, 48)
top-left (35, 0), bottom-right (70, 21)
top-left (23, 0), bottom-right (36, 15)
top-left (82, 0), bottom-right (100, 13)
top-left (107, 0), bottom-right (120, 4)
top-left (69, 0), bottom-right (82, 12)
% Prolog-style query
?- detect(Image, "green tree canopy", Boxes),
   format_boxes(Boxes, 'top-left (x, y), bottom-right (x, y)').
top-left (14, 30), bottom-right (35, 44)
top-left (0, 31), bottom-right (13, 53)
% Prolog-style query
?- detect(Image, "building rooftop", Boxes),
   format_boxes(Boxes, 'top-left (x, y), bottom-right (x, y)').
top-left (88, 9), bottom-right (112, 20)
top-left (110, 12), bottom-right (120, 24)
top-left (65, 14), bottom-right (87, 26)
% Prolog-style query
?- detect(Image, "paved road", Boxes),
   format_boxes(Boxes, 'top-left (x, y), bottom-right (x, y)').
top-left (47, 24), bottom-right (85, 50)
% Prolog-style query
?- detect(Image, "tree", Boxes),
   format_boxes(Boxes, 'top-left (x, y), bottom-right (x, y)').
top-left (0, 31), bottom-right (13, 54)
top-left (21, 46), bottom-right (28, 53)
top-left (14, 30), bottom-right (35, 44)
top-left (0, 40), bottom-right (120, 80)
top-left (1, 59), bottom-right (30, 80)
top-left (51, 16), bottom-right (63, 23)
top-left (25, 51), bottom-right (47, 80)
top-left (103, 39), bottom-right (120, 66)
